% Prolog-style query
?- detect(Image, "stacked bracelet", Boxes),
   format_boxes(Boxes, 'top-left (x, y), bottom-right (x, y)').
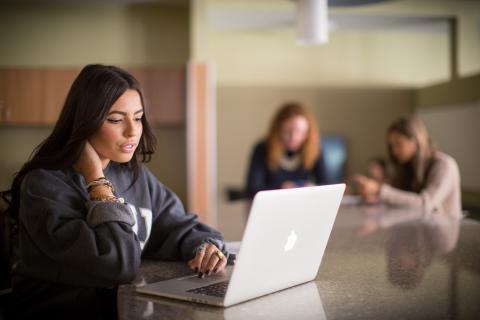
top-left (86, 177), bottom-right (123, 204)
top-left (86, 177), bottom-right (115, 193)
top-left (90, 194), bottom-right (125, 204)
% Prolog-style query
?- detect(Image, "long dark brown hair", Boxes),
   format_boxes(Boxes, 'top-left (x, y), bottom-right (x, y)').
top-left (7, 64), bottom-right (157, 222)
top-left (266, 102), bottom-right (320, 171)
top-left (387, 116), bottom-right (434, 192)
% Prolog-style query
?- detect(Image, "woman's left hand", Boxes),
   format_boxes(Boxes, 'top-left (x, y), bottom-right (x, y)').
top-left (188, 243), bottom-right (227, 278)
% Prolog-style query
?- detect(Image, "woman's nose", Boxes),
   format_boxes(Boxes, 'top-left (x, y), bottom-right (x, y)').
top-left (125, 119), bottom-right (140, 137)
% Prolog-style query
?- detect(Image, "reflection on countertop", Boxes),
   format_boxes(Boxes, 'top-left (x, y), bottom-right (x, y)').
top-left (385, 213), bottom-right (460, 289)
top-left (118, 204), bottom-right (480, 320)
top-left (123, 280), bottom-right (326, 320)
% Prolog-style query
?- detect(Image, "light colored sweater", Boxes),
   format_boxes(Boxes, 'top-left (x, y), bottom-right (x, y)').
top-left (380, 151), bottom-right (461, 218)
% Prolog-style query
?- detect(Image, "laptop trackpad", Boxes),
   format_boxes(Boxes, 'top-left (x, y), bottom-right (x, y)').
top-left (174, 267), bottom-right (232, 288)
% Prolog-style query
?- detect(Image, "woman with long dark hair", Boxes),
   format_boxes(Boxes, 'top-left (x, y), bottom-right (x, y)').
top-left (354, 116), bottom-right (461, 217)
top-left (5, 64), bottom-right (229, 318)
top-left (245, 102), bottom-right (327, 198)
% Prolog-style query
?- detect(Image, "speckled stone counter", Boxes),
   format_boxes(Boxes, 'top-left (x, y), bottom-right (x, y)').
top-left (118, 204), bottom-right (480, 319)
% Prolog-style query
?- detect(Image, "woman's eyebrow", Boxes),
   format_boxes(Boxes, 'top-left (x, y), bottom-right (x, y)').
top-left (108, 108), bottom-right (144, 116)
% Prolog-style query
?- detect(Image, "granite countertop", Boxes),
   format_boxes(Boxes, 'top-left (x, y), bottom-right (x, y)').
top-left (117, 204), bottom-right (480, 319)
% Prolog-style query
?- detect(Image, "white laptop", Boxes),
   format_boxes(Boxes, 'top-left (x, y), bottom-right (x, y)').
top-left (136, 184), bottom-right (345, 307)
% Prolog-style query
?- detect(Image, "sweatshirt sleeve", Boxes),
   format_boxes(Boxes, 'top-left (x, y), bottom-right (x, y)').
top-left (379, 156), bottom-right (458, 215)
top-left (141, 168), bottom-right (227, 262)
top-left (18, 169), bottom-right (141, 287)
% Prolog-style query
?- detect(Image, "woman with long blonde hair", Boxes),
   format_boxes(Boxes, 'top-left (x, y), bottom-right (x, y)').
top-left (246, 102), bottom-right (326, 197)
top-left (354, 116), bottom-right (461, 217)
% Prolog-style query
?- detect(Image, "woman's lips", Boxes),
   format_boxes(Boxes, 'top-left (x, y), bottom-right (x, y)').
top-left (120, 143), bottom-right (137, 153)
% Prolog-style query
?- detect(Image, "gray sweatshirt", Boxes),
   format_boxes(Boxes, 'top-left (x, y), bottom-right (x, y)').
top-left (14, 162), bottom-right (227, 289)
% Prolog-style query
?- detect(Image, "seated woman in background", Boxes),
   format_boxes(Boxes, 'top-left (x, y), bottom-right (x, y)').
top-left (246, 102), bottom-right (327, 198)
top-left (354, 116), bottom-right (461, 217)
top-left (4, 64), bottom-right (230, 319)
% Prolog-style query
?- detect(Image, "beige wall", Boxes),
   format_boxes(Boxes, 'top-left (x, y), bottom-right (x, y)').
top-left (0, 127), bottom-right (51, 191)
top-left (340, 0), bottom-right (480, 78)
top-left (202, 29), bottom-right (449, 87)
top-left (418, 102), bottom-right (480, 192)
top-left (217, 86), bottom-right (414, 240)
top-left (147, 128), bottom-right (187, 202)
top-left (0, 3), bottom-right (190, 201)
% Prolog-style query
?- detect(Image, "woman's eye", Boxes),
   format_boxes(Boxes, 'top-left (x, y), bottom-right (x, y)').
top-left (107, 119), bottom-right (122, 124)
top-left (135, 117), bottom-right (143, 122)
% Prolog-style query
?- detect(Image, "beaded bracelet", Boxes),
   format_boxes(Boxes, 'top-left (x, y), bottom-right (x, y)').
top-left (85, 176), bottom-right (106, 189)
top-left (87, 177), bottom-right (123, 203)
top-left (90, 194), bottom-right (125, 204)
top-left (86, 178), bottom-right (115, 193)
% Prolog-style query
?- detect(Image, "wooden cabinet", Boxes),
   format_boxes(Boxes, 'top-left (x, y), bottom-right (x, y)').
top-left (0, 69), bottom-right (44, 124)
top-left (129, 68), bottom-right (186, 126)
top-left (42, 69), bottom-right (79, 124)
top-left (0, 69), bottom-right (77, 125)
top-left (0, 67), bottom-right (186, 126)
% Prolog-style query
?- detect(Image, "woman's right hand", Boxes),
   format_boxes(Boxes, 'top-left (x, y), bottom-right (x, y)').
top-left (353, 174), bottom-right (380, 203)
top-left (73, 140), bottom-right (104, 183)
top-left (188, 243), bottom-right (227, 278)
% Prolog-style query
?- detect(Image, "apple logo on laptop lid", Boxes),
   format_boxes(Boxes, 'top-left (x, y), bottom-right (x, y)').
top-left (284, 230), bottom-right (297, 251)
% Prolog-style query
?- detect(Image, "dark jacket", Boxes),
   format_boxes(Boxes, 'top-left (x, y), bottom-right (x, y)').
top-left (246, 141), bottom-right (327, 198)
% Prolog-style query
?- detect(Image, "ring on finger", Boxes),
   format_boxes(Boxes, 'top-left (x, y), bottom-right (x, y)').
top-left (214, 249), bottom-right (225, 260)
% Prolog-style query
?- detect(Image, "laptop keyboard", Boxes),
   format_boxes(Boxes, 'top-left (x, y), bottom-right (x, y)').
top-left (187, 281), bottom-right (230, 298)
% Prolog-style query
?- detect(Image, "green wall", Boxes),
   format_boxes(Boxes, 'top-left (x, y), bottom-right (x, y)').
top-left (416, 74), bottom-right (480, 109)
top-left (0, 3), bottom-right (189, 67)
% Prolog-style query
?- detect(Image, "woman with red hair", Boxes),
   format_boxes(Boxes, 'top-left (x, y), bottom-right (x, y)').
top-left (246, 102), bottom-right (327, 198)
